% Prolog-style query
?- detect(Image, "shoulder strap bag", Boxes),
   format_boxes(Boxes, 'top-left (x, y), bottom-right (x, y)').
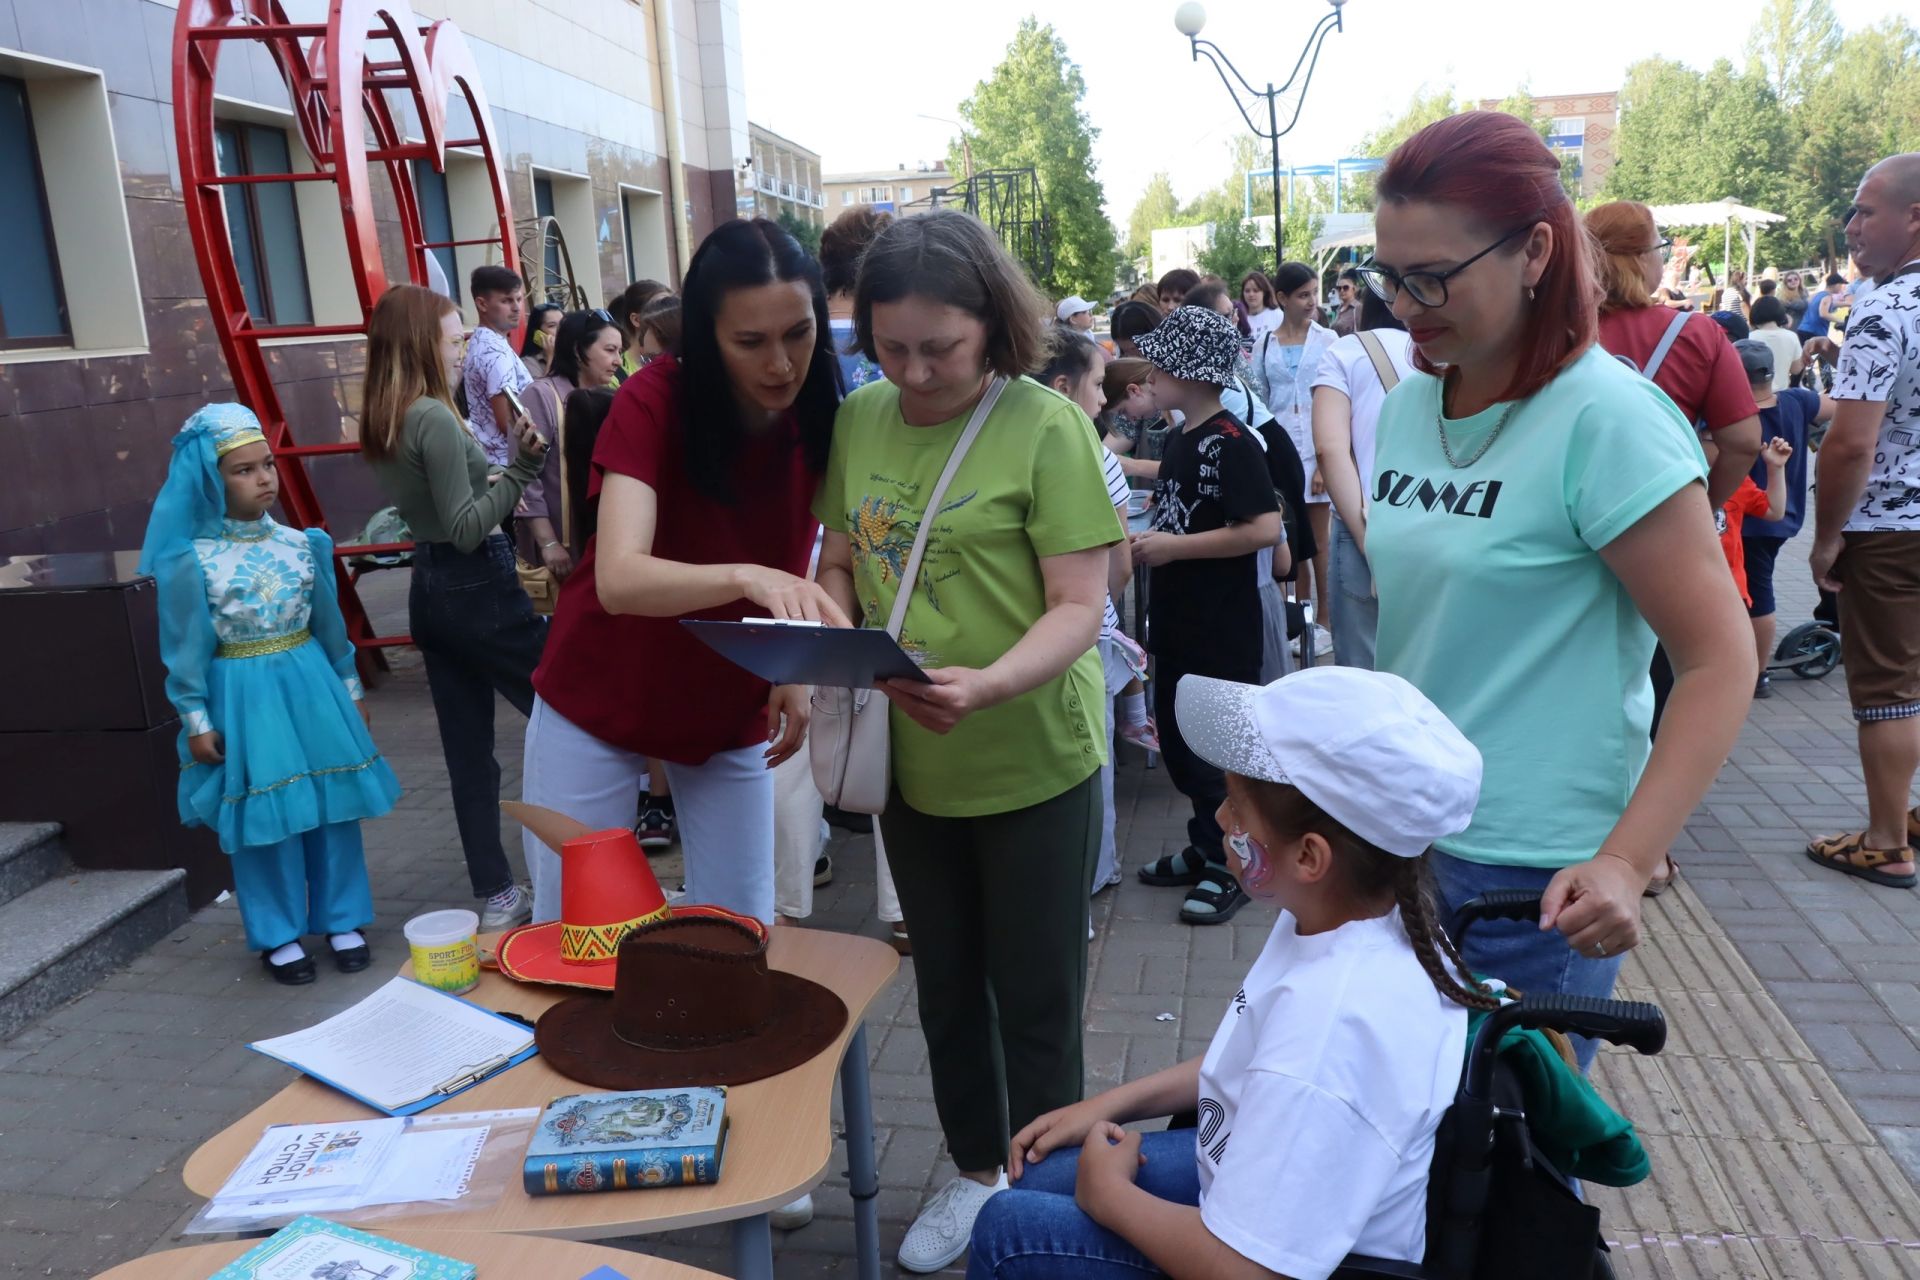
top-left (512, 381), bottom-right (570, 615)
top-left (1355, 330), bottom-right (1401, 393)
top-left (811, 376), bottom-right (1009, 815)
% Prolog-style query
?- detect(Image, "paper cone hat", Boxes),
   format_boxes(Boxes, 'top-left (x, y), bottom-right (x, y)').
top-left (494, 802), bottom-right (764, 991)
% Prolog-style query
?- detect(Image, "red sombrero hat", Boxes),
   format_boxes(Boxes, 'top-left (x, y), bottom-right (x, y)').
top-left (492, 802), bottom-right (766, 992)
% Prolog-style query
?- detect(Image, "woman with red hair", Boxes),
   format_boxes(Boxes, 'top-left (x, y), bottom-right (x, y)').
top-left (1358, 112), bottom-right (1756, 1065)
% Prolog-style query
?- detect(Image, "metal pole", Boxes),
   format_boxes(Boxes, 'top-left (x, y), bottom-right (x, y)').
top-left (1268, 85), bottom-right (1282, 273)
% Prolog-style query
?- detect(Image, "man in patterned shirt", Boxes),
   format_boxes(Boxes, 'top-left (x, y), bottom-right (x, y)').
top-left (464, 265), bottom-right (532, 467)
top-left (1807, 152), bottom-right (1920, 889)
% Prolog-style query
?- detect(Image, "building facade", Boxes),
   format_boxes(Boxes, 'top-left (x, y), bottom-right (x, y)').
top-left (745, 122), bottom-right (824, 228)
top-left (0, 0), bottom-right (752, 553)
top-left (820, 164), bottom-right (953, 216)
top-left (1478, 90), bottom-right (1620, 198)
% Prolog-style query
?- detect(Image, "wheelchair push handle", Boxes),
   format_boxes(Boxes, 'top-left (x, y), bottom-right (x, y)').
top-left (1449, 890), bottom-right (1544, 944)
top-left (1512, 993), bottom-right (1667, 1055)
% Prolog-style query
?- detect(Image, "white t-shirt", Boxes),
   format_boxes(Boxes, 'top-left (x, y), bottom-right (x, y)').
top-left (1246, 307), bottom-right (1284, 343)
top-left (1751, 324), bottom-right (1803, 393)
top-left (1309, 329), bottom-right (1418, 491)
top-left (1832, 261), bottom-right (1920, 532)
top-left (1195, 907), bottom-right (1466, 1280)
top-left (1099, 446), bottom-right (1130, 637)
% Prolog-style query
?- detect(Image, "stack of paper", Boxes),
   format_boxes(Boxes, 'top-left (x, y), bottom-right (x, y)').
top-left (205, 1119), bottom-right (489, 1222)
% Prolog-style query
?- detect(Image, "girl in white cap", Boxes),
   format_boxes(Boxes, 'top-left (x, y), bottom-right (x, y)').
top-left (968, 667), bottom-right (1496, 1280)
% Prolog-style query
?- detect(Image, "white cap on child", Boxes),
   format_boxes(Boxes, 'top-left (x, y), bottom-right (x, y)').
top-left (1174, 667), bottom-right (1482, 858)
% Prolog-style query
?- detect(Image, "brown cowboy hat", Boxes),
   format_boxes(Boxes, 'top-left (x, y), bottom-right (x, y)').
top-left (535, 915), bottom-right (848, 1090)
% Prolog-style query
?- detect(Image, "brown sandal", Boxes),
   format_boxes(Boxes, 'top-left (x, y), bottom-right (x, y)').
top-left (888, 921), bottom-right (912, 956)
top-left (1806, 831), bottom-right (1918, 889)
top-left (1643, 853), bottom-right (1681, 898)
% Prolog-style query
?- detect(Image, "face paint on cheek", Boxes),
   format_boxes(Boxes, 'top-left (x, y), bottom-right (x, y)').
top-left (1226, 831), bottom-right (1275, 891)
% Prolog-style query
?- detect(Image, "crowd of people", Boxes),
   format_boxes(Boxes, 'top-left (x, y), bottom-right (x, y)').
top-left (140, 108), bottom-right (1920, 1280)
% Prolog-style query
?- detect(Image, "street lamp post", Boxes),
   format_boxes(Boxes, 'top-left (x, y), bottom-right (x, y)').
top-left (1174, 0), bottom-right (1346, 275)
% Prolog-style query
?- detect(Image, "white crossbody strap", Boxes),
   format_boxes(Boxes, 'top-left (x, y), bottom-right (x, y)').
top-left (884, 376), bottom-right (1008, 638)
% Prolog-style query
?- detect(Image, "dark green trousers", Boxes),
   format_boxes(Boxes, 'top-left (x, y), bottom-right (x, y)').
top-left (878, 770), bottom-right (1100, 1173)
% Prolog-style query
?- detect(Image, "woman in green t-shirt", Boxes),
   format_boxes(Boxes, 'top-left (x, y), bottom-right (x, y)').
top-left (1357, 111), bottom-right (1757, 1069)
top-left (814, 210), bottom-right (1124, 1274)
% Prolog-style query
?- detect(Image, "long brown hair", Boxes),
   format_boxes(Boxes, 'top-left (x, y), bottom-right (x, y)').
top-left (1101, 356), bottom-right (1154, 409)
top-left (360, 284), bottom-right (459, 461)
top-left (1230, 775), bottom-right (1500, 1012)
top-left (852, 209), bottom-right (1047, 377)
top-left (1585, 201), bottom-right (1660, 315)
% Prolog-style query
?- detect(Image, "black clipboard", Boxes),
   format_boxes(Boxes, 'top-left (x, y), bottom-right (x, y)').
top-left (681, 619), bottom-right (932, 689)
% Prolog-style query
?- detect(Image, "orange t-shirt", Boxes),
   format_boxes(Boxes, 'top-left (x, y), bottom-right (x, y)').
top-left (1718, 477), bottom-right (1771, 607)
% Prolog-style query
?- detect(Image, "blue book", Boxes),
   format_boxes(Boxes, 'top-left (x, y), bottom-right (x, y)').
top-left (524, 1088), bottom-right (730, 1195)
top-left (209, 1214), bottom-right (475, 1278)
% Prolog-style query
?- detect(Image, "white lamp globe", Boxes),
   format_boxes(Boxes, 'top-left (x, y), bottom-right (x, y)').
top-left (1173, 3), bottom-right (1206, 38)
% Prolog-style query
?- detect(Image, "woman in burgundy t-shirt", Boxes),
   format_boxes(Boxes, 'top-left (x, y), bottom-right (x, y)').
top-left (522, 220), bottom-right (847, 925)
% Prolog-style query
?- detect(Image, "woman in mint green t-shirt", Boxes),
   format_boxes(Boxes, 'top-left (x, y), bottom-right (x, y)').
top-left (815, 210), bottom-right (1124, 1272)
top-left (1357, 112), bottom-right (1757, 1068)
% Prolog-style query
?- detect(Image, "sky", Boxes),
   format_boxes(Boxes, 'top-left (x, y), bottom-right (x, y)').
top-left (739, 0), bottom-right (1910, 227)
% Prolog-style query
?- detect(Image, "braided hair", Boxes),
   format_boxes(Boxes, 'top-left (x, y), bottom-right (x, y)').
top-left (1232, 776), bottom-right (1501, 1012)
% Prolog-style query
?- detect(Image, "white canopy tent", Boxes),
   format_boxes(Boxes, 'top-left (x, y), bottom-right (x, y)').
top-left (1646, 201), bottom-right (1785, 281)
top-left (1311, 222), bottom-right (1375, 278)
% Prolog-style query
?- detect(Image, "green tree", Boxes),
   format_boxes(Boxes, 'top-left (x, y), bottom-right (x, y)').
top-left (1349, 86), bottom-right (1458, 205)
top-left (950, 19), bottom-right (1118, 298)
top-left (1125, 171), bottom-right (1180, 262)
top-left (1745, 0), bottom-right (1841, 105)
top-left (775, 209), bottom-right (821, 257)
top-left (1197, 215), bottom-right (1268, 284)
top-left (1785, 17), bottom-right (1920, 264)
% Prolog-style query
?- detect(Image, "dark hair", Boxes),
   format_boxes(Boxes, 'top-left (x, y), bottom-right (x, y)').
top-left (1185, 281), bottom-right (1232, 314)
top-left (819, 205), bottom-right (893, 297)
top-left (1711, 310), bottom-right (1750, 342)
top-left (679, 218), bottom-right (840, 502)
top-left (1758, 278), bottom-right (1776, 295)
top-left (637, 294), bottom-right (683, 356)
top-left (1359, 285), bottom-right (1407, 332)
top-left (522, 302), bottom-right (563, 356)
top-left (470, 264), bottom-right (523, 299)
top-left (548, 310), bottom-right (621, 386)
top-left (1156, 267), bottom-right (1200, 299)
top-left (615, 279), bottom-right (672, 338)
top-left (1749, 295), bottom-right (1788, 328)
top-left (562, 386), bottom-right (618, 546)
top-left (1037, 326), bottom-right (1101, 394)
top-left (1337, 266), bottom-right (1362, 285)
top-left (1273, 261), bottom-right (1318, 296)
top-left (1826, 273), bottom-right (1846, 287)
top-left (1379, 111), bottom-right (1597, 403)
top-left (1241, 270), bottom-right (1276, 311)
top-left (1229, 776), bottom-right (1500, 1012)
top-left (1110, 299), bottom-right (1162, 349)
top-left (852, 208), bottom-right (1048, 377)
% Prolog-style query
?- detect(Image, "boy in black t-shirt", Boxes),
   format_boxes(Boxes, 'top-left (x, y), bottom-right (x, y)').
top-left (1129, 306), bottom-right (1286, 924)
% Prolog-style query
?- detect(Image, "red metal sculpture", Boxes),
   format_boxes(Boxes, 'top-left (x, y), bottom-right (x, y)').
top-left (172, 0), bottom-right (519, 653)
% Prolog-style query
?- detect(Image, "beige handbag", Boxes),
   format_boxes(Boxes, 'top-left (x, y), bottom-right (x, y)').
top-left (513, 382), bottom-right (571, 616)
top-left (810, 376), bottom-right (1008, 815)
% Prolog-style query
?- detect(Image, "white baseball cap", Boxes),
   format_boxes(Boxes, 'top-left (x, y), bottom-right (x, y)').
top-left (1056, 295), bottom-right (1094, 321)
top-left (1174, 668), bottom-right (1482, 858)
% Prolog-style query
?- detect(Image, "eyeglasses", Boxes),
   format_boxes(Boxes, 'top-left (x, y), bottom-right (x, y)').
top-left (1336, 283), bottom-right (1354, 293)
top-left (590, 307), bottom-right (615, 324)
top-left (1356, 220), bottom-right (1540, 309)
top-left (1646, 237), bottom-right (1674, 259)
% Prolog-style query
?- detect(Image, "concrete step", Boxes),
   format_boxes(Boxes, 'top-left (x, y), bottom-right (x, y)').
top-left (0, 867), bottom-right (188, 1042)
top-left (0, 822), bottom-right (68, 909)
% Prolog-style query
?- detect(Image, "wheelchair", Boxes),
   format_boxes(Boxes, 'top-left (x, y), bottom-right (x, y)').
top-left (1168, 890), bottom-right (1668, 1280)
top-left (1329, 889), bottom-right (1668, 1280)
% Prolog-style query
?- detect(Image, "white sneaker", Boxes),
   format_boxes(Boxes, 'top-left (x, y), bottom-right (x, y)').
top-left (897, 1173), bottom-right (1007, 1273)
top-left (479, 883), bottom-right (532, 931)
top-left (771, 1192), bottom-right (814, 1230)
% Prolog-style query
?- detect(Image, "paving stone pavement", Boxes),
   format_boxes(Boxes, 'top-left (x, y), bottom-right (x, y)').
top-left (7, 543), bottom-right (1920, 1278)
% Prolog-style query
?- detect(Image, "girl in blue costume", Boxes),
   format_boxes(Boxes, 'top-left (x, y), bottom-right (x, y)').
top-left (140, 405), bottom-right (401, 985)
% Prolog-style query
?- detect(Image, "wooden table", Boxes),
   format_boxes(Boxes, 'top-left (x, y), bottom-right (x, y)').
top-left (182, 929), bottom-right (899, 1280)
top-left (92, 1228), bottom-right (724, 1278)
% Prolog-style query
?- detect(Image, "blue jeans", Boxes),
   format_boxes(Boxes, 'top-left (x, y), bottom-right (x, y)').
top-left (1430, 850), bottom-right (1625, 1070)
top-left (1329, 510), bottom-right (1377, 670)
top-left (968, 1130), bottom-right (1200, 1280)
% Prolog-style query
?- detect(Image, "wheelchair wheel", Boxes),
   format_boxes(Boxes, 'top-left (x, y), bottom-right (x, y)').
top-left (1776, 621), bottom-right (1840, 680)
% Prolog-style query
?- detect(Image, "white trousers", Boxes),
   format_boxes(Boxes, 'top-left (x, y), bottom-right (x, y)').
top-left (521, 696), bottom-right (775, 925)
top-left (771, 743), bottom-right (901, 922)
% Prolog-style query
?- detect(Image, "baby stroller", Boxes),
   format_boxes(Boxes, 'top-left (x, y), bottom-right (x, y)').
top-left (1328, 890), bottom-right (1668, 1280)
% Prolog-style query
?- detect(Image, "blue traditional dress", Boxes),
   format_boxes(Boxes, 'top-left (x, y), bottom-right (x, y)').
top-left (141, 406), bottom-right (400, 952)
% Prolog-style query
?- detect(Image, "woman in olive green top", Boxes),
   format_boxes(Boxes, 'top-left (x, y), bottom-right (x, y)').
top-left (814, 211), bottom-right (1124, 1274)
top-left (360, 284), bottom-right (549, 930)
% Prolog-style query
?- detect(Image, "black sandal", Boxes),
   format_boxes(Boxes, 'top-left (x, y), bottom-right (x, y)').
top-left (1137, 846), bottom-right (1210, 887)
top-left (1180, 864), bottom-right (1247, 925)
top-left (262, 948), bottom-right (317, 986)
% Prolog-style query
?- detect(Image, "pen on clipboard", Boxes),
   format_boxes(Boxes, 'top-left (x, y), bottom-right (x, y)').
top-left (433, 1051), bottom-right (516, 1096)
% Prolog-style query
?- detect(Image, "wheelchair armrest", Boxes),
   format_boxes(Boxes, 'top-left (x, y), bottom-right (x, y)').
top-left (1328, 1256), bottom-right (1427, 1279)
top-left (1448, 889), bottom-right (1544, 944)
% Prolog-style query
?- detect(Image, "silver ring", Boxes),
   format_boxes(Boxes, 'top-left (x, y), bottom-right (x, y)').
top-left (1595, 942), bottom-right (1608, 957)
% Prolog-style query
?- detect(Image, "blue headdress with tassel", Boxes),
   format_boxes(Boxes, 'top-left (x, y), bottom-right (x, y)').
top-left (137, 404), bottom-right (269, 576)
